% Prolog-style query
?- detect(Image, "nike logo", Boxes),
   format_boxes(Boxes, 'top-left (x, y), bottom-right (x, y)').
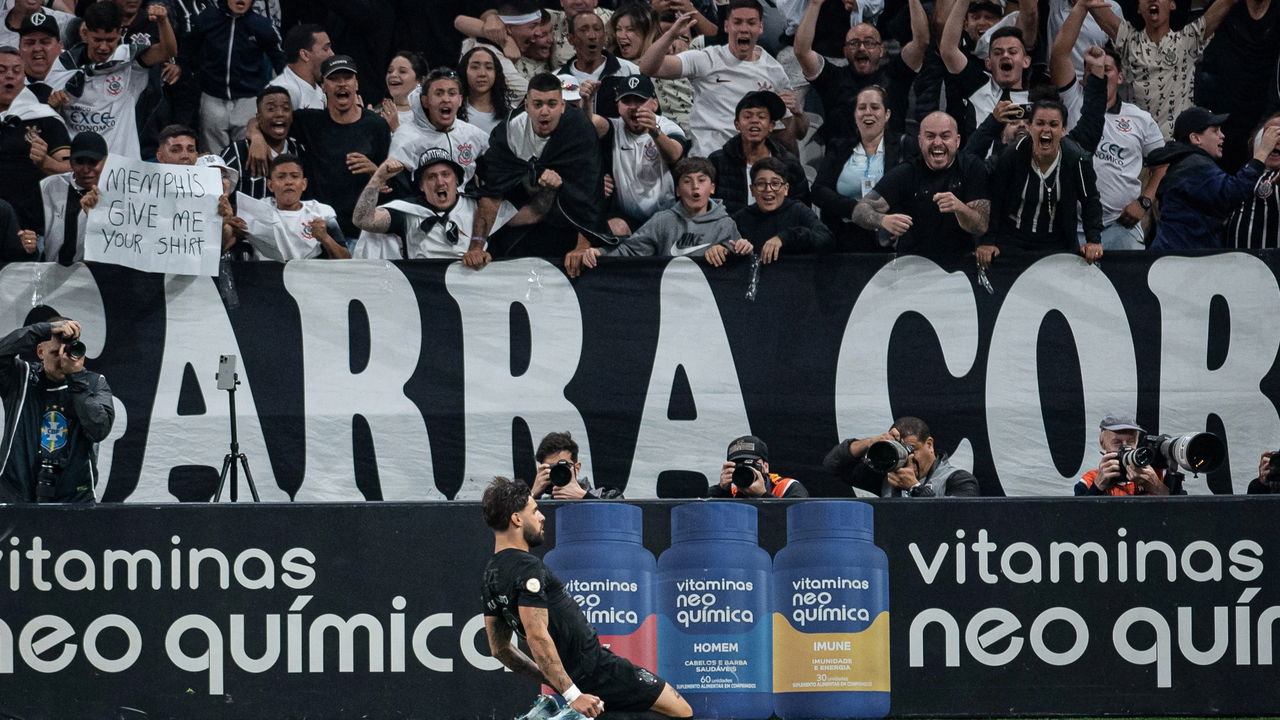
top-left (714, 77), bottom-right (732, 83)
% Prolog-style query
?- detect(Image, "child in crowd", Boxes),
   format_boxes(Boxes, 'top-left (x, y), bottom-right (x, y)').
top-left (241, 153), bottom-right (349, 260)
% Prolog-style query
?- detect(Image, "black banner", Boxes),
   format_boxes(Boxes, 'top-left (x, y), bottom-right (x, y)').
top-left (2, 251), bottom-right (1279, 501)
top-left (1, 499), bottom-right (1277, 718)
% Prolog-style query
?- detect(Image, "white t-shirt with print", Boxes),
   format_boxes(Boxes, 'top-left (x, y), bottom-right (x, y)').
top-left (678, 43), bottom-right (793, 158)
top-left (271, 65), bottom-right (326, 110)
top-left (608, 116), bottom-right (683, 220)
top-left (1062, 82), bottom-right (1164, 227)
top-left (62, 42), bottom-right (151, 159)
top-left (263, 199), bottom-right (339, 260)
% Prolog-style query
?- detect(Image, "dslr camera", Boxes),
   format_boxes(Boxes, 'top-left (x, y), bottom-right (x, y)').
top-left (1113, 432), bottom-right (1225, 475)
top-left (865, 439), bottom-right (914, 474)
top-left (1265, 450), bottom-right (1280, 492)
top-left (548, 460), bottom-right (575, 487)
top-left (731, 458), bottom-right (765, 489)
top-left (62, 338), bottom-right (86, 360)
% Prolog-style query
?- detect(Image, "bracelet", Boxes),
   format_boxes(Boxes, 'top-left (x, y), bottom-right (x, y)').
top-left (563, 684), bottom-right (582, 704)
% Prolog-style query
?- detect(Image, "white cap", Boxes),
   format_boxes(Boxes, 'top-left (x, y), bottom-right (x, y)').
top-left (195, 153), bottom-right (240, 187)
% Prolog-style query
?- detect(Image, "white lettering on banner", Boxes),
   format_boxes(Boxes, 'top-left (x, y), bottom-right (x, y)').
top-left (1149, 255), bottom-right (1280, 494)
top-left (444, 258), bottom-right (592, 491)
top-left (626, 257), bottom-right (750, 497)
top-left (985, 255), bottom-right (1138, 494)
top-left (84, 156), bottom-right (221, 277)
top-left (834, 256), bottom-right (979, 467)
top-left (135, 276), bottom-right (286, 501)
top-left (282, 261), bottom-right (441, 501)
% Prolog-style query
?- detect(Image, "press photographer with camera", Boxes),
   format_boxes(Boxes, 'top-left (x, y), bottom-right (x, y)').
top-left (711, 435), bottom-right (808, 499)
top-left (823, 417), bottom-right (979, 497)
top-left (1247, 451), bottom-right (1280, 494)
top-left (0, 314), bottom-right (114, 504)
top-left (530, 431), bottom-right (622, 500)
top-left (1073, 414), bottom-right (1225, 496)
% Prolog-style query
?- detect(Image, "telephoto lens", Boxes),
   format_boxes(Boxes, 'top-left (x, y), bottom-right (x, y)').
top-left (65, 340), bottom-right (87, 359)
top-left (731, 461), bottom-right (759, 488)
top-left (865, 440), bottom-right (912, 474)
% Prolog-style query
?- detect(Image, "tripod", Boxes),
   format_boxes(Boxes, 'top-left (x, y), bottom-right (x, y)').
top-left (213, 372), bottom-right (260, 502)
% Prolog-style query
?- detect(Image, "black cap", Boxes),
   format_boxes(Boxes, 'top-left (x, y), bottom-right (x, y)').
top-left (18, 11), bottom-right (59, 37)
top-left (616, 74), bottom-right (656, 101)
top-left (734, 90), bottom-right (785, 123)
top-left (727, 435), bottom-right (768, 462)
top-left (70, 132), bottom-right (107, 161)
top-left (415, 147), bottom-right (463, 180)
top-left (1173, 105), bottom-right (1229, 142)
top-left (320, 55), bottom-right (358, 79)
top-left (1099, 414), bottom-right (1144, 432)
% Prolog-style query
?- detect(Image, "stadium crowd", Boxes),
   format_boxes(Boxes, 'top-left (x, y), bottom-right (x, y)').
top-left (0, 0), bottom-right (1276, 266)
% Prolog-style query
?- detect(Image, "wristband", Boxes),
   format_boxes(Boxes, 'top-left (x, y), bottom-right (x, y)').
top-left (563, 684), bottom-right (582, 704)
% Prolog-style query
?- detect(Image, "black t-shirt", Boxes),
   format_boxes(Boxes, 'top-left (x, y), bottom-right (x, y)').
top-left (874, 154), bottom-right (989, 254)
top-left (481, 548), bottom-right (602, 678)
top-left (0, 117), bottom-right (71, 234)
top-left (288, 108), bottom-right (391, 237)
top-left (810, 56), bottom-right (916, 138)
top-left (1200, 0), bottom-right (1280, 100)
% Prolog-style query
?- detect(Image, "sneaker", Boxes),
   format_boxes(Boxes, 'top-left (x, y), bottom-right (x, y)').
top-left (517, 694), bottom-right (561, 720)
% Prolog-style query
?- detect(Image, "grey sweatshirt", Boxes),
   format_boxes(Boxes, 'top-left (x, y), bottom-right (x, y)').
top-left (604, 199), bottom-right (739, 257)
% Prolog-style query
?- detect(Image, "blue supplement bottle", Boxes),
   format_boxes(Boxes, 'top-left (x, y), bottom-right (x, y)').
top-left (544, 503), bottom-right (657, 671)
top-left (658, 502), bottom-right (773, 719)
top-left (772, 500), bottom-right (890, 719)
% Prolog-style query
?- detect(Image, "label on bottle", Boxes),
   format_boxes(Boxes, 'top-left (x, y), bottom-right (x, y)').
top-left (772, 567), bottom-right (889, 693)
top-left (562, 570), bottom-right (655, 668)
top-left (658, 570), bottom-right (770, 693)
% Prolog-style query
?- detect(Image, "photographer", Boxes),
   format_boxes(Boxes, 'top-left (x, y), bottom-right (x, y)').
top-left (531, 431), bottom-right (621, 500)
top-left (1074, 414), bottom-right (1183, 496)
top-left (823, 417), bottom-right (979, 497)
top-left (1247, 451), bottom-right (1280, 494)
top-left (0, 315), bottom-right (114, 504)
top-left (711, 435), bottom-right (808, 499)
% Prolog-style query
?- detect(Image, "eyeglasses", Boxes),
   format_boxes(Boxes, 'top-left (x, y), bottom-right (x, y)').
top-left (845, 39), bottom-right (883, 48)
top-left (751, 179), bottom-right (787, 191)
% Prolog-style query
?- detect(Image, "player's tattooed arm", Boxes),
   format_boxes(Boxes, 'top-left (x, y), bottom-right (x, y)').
top-left (518, 606), bottom-right (574, 692)
top-left (484, 617), bottom-right (543, 681)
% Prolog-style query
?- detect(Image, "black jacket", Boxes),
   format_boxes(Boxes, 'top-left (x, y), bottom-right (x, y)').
top-left (987, 135), bottom-right (1103, 249)
top-left (708, 135), bottom-right (811, 216)
top-left (732, 199), bottom-right (833, 254)
top-left (0, 323), bottom-right (114, 503)
top-left (811, 131), bottom-right (911, 252)
top-left (823, 440), bottom-right (980, 497)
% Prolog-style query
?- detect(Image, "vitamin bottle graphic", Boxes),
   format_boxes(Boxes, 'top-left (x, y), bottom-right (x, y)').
top-left (545, 502), bottom-right (657, 670)
top-left (773, 500), bottom-right (890, 718)
top-left (658, 502), bottom-right (773, 719)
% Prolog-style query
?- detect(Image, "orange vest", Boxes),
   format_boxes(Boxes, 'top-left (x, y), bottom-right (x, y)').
top-left (730, 473), bottom-right (798, 498)
top-left (1080, 468), bottom-right (1166, 496)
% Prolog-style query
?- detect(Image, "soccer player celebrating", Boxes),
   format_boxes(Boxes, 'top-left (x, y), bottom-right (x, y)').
top-left (480, 477), bottom-right (692, 719)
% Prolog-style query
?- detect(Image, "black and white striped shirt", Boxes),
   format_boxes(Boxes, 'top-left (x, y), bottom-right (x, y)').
top-left (220, 137), bottom-right (304, 200)
top-left (1227, 169), bottom-right (1279, 249)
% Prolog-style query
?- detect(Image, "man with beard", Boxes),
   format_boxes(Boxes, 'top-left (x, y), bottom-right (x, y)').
top-left (220, 85), bottom-right (301, 198)
top-left (247, 55), bottom-right (391, 239)
top-left (708, 90), bottom-right (809, 215)
top-left (17, 12), bottom-right (74, 104)
top-left (480, 476), bottom-right (692, 720)
top-left (1148, 106), bottom-right (1280, 249)
top-left (978, 100), bottom-right (1104, 267)
top-left (1086, 0), bottom-right (1239, 138)
top-left (470, 71), bottom-right (601, 268)
top-left (639, 2), bottom-right (806, 158)
top-left (940, 0), bottom-right (1032, 139)
top-left (579, 74), bottom-right (685, 234)
top-left (388, 68), bottom-right (489, 189)
top-left (0, 44), bottom-right (69, 238)
top-left (853, 111), bottom-right (990, 254)
top-left (794, 0), bottom-right (929, 140)
top-left (352, 150), bottom-right (535, 260)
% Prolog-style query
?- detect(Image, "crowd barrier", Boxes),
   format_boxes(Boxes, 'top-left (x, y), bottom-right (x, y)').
top-left (2, 251), bottom-right (1277, 502)
top-left (0, 498), bottom-right (1276, 719)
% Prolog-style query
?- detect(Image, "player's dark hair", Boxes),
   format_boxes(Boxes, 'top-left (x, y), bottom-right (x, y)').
top-left (989, 26), bottom-right (1026, 51)
top-left (284, 24), bottom-right (325, 63)
top-left (483, 476), bottom-right (532, 531)
top-left (726, 0), bottom-right (764, 19)
top-left (535, 432), bottom-right (579, 463)
top-left (673, 157), bottom-right (715, 184)
top-left (83, 2), bottom-right (123, 32)
top-left (749, 155), bottom-right (788, 182)
top-left (268, 153), bottom-right (304, 175)
top-left (892, 416), bottom-right (932, 442)
top-left (527, 72), bottom-right (562, 94)
top-left (158, 124), bottom-right (197, 147)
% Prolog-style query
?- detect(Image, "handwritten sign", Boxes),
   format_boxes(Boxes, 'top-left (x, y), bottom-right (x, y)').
top-left (84, 156), bottom-right (222, 276)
